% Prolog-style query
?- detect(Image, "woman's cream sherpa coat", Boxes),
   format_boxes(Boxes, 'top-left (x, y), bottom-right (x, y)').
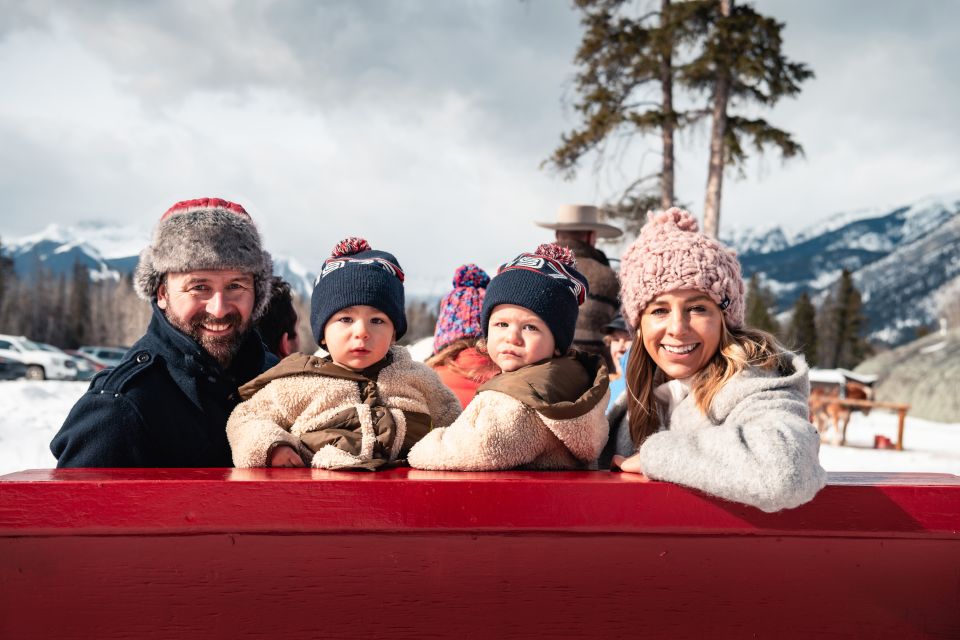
top-left (227, 346), bottom-right (461, 469)
top-left (607, 353), bottom-right (826, 512)
top-left (408, 351), bottom-right (610, 471)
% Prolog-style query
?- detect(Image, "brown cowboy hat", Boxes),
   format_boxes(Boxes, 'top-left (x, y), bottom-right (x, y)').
top-left (535, 204), bottom-right (623, 239)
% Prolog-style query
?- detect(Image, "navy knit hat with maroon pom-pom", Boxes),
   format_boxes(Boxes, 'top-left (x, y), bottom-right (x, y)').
top-left (481, 243), bottom-right (589, 354)
top-left (310, 237), bottom-right (407, 342)
top-left (433, 264), bottom-right (490, 353)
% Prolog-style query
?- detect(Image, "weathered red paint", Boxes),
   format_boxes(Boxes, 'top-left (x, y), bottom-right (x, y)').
top-left (2, 469), bottom-right (958, 639)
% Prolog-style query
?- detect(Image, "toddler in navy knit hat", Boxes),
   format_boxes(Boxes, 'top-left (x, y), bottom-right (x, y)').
top-left (408, 244), bottom-right (610, 470)
top-left (227, 238), bottom-right (461, 471)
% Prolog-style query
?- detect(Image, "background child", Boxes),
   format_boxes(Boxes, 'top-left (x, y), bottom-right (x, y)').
top-left (227, 237), bottom-right (461, 470)
top-left (426, 264), bottom-right (499, 408)
top-left (603, 313), bottom-right (633, 412)
top-left (408, 244), bottom-right (609, 470)
top-left (607, 208), bottom-right (826, 512)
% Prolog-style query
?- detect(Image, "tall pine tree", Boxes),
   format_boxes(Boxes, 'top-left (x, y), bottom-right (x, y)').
top-left (545, 0), bottom-right (713, 233)
top-left (787, 290), bottom-right (817, 366)
top-left (685, 0), bottom-right (813, 237)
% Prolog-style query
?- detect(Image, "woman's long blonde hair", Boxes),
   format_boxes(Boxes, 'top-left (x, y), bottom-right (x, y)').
top-left (625, 319), bottom-right (791, 447)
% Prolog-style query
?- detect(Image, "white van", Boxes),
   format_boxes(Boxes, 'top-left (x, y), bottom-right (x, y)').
top-left (0, 335), bottom-right (78, 380)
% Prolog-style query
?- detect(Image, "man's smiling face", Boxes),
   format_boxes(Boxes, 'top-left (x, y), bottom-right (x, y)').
top-left (157, 269), bottom-right (255, 368)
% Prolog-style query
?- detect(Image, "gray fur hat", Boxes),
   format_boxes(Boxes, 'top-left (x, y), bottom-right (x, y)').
top-left (134, 198), bottom-right (274, 320)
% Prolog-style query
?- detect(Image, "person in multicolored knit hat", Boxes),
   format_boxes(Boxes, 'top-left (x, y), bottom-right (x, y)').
top-left (51, 197), bottom-right (278, 468)
top-left (409, 244), bottom-right (610, 471)
top-left (605, 207), bottom-right (825, 512)
top-left (426, 264), bottom-right (499, 408)
top-left (228, 237), bottom-right (461, 471)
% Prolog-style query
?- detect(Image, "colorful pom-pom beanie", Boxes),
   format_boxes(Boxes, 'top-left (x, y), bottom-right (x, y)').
top-left (310, 237), bottom-right (407, 342)
top-left (481, 244), bottom-right (589, 354)
top-left (134, 197), bottom-right (274, 321)
top-left (619, 207), bottom-right (745, 330)
top-left (433, 264), bottom-right (490, 353)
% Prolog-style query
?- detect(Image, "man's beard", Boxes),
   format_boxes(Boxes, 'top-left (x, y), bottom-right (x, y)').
top-left (166, 310), bottom-right (251, 369)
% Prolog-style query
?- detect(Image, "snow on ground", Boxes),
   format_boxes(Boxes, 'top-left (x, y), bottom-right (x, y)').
top-left (0, 381), bottom-right (86, 475)
top-left (1, 380), bottom-right (958, 477)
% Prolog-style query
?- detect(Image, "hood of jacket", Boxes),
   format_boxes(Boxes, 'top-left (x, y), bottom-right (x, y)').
top-left (238, 348), bottom-right (397, 401)
top-left (707, 352), bottom-right (809, 423)
top-left (145, 302), bottom-right (272, 408)
top-left (478, 350), bottom-right (609, 421)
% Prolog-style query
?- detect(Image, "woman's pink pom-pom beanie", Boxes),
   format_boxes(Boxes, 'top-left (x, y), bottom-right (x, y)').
top-left (619, 207), bottom-right (745, 330)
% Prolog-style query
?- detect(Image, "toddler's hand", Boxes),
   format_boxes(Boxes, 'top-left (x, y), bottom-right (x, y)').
top-left (269, 445), bottom-right (305, 468)
top-left (612, 454), bottom-right (650, 481)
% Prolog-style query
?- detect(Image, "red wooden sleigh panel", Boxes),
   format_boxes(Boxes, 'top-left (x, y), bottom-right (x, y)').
top-left (2, 468), bottom-right (958, 639)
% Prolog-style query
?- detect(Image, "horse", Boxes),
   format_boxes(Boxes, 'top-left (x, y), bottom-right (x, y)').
top-left (809, 378), bottom-right (874, 446)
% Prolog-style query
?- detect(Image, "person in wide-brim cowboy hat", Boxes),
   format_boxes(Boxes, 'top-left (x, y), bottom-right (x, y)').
top-left (535, 204), bottom-right (624, 240)
top-left (535, 205), bottom-right (622, 370)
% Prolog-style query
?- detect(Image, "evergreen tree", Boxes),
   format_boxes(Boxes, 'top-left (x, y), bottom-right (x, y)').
top-left (65, 261), bottom-right (92, 349)
top-left (0, 237), bottom-right (15, 324)
top-left (686, 0), bottom-right (813, 237)
top-left (545, 0), bottom-right (713, 234)
top-left (744, 272), bottom-right (779, 335)
top-left (787, 290), bottom-right (817, 366)
top-left (818, 269), bottom-right (870, 369)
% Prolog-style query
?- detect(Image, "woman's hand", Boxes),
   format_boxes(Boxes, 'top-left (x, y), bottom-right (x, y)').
top-left (269, 445), bottom-right (305, 467)
top-left (612, 454), bottom-right (651, 481)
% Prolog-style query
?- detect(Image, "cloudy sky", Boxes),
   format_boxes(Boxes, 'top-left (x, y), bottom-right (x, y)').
top-left (1, 0), bottom-right (958, 293)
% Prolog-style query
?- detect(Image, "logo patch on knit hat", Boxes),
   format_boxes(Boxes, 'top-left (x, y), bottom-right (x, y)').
top-left (499, 253), bottom-right (587, 305)
top-left (320, 257), bottom-right (405, 282)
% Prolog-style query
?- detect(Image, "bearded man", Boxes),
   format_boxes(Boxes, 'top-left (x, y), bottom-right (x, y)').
top-left (51, 198), bottom-right (278, 467)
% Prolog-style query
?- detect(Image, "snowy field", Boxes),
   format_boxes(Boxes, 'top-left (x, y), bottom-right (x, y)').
top-left (1, 380), bottom-right (958, 477)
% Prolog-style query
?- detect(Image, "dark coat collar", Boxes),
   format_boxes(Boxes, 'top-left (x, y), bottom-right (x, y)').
top-left (142, 303), bottom-right (269, 399)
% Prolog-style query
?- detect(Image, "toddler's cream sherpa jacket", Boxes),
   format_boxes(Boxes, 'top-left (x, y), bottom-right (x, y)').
top-left (227, 346), bottom-right (461, 469)
top-left (409, 351), bottom-right (609, 470)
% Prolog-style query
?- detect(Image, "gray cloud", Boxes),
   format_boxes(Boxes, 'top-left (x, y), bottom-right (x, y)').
top-left (1, 0), bottom-right (958, 285)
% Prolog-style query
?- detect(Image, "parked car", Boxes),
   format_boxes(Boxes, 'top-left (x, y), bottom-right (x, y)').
top-left (60, 349), bottom-right (103, 381)
top-left (78, 346), bottom-right (128, 369)
top-left (0, 354), bottom-right (28, 381)
top-left (38, 343), bottom-right (97, 381)
top-left (0, 335), bottom-right (78, 380)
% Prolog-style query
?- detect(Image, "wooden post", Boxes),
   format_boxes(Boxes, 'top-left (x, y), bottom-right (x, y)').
top-left (897, 408), bottom-right (908, 451)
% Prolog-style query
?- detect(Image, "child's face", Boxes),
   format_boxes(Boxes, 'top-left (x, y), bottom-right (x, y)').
top-left (486, 304), bottom-right (557, 373)
top-left (323, 305), bottom-right (395, 371)
top-left (639, 289), bottom-right (722, 380)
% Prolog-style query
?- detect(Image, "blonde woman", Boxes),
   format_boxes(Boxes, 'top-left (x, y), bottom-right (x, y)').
top-left (607, 208), bottom-right (826, 512)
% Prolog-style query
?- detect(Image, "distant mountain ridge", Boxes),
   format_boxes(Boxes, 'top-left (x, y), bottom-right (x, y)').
top-left (2, 222), bottom-right (318, 301)
top-left (4, 193), bottom-right (959, 345)
top-left (725, 193), bottom-right (960, 345)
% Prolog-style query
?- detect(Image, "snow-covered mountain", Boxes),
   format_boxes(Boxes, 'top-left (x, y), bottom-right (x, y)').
top-left (2, 222), bottom-right (317, 300)
top-left (731, 192), bottom-right (960, 345)
top-left (4, 192), bottom-right (958, 345)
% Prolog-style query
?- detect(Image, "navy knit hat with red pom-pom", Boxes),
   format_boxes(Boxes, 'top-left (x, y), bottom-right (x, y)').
top-left (433, 264), bottom-right (490, 353)
top-left (481, 244), bottom-right (589, 354)
top-left (310, 237), bottom-right (407, 342)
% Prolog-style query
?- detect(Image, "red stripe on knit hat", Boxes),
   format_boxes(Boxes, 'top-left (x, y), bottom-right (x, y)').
top-left (160, 198), bottom-right (249, 222)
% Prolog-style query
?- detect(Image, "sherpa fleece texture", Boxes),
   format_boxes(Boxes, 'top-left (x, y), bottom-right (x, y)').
top-left (408, 352), bottom-right (610, 471)
top-left (227, 345), bottom-right (461, 468)
top-left (608, 353), bottom-right (825, 512)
